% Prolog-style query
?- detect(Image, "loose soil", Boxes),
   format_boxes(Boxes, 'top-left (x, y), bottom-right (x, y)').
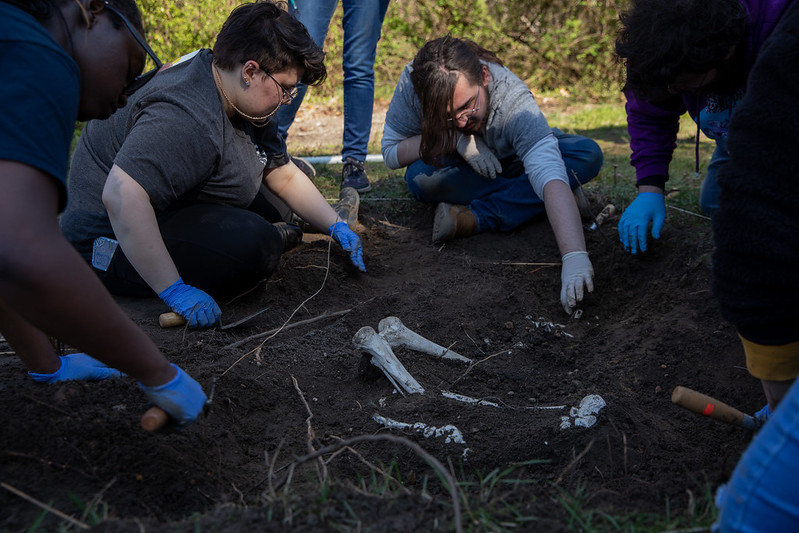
top-left (0, 107), bottom-right (760, 532)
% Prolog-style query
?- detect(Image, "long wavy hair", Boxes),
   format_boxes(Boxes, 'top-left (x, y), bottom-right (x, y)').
top-left (213, 1), bottom-right (326, 87)
top-left (410, 36), bottom-right (502, 165)
top-left (616, 0), bottom-right (747, 98)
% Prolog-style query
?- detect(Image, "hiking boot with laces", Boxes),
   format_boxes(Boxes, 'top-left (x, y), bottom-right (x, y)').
top-left (432, 203), bottom-right (478, 243)
top-left (341, 157), bottom-right (371, 193)
top-left (291, 156), bottom-right (316, 179)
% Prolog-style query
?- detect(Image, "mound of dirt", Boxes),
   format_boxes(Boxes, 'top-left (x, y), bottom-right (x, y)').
top-left (0, 189), bottom-right (759, 531)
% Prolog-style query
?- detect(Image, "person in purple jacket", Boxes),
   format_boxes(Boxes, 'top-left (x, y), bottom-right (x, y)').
top-left (614, 0), bottom-right (794, 254)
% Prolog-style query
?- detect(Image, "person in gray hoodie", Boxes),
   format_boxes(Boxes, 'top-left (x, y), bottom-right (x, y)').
top-left (381, 36), bottom-right (603, 315)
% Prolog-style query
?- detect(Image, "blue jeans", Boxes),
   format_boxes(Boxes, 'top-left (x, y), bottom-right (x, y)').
top-left (277, 0), bottom-right (390, 162)
top-left (700, 136), bottom-right (729, 217)
top-left (404, 130), bottom-right (604, 232)
top-left (715, 377), bottom-right (799, 532)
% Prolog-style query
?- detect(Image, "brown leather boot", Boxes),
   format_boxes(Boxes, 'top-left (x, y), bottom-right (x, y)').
top-left (432, 203), bottom-right (478, 243)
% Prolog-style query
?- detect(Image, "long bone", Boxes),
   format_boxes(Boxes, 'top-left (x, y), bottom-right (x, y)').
top-left (352, 326), bottom-right (425, 395)
top-left (377, 316), bottom-right (472, 363)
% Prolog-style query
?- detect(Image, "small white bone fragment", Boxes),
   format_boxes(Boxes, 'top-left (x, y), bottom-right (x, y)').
top-left (377, 316), bottom-right (472, 363)
top-left (441, 390), bottom-right (500, 407)
top-left (561, 394), bottom-right (607, 430)
top-left (353, 326), bottom-right (425, 394)
top-left (373, 414), bottom-right (465, 444)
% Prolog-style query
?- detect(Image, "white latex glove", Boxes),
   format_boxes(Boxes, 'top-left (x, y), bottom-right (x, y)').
top-left (560, 251), bottom-right (594, 314)
top-left (455, 133), bottom-right (501, 179)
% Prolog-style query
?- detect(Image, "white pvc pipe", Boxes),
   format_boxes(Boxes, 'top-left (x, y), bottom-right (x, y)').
top-left (301, 153), bottom-right (384, 165)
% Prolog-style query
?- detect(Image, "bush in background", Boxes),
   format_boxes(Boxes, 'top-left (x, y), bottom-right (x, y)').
top-left (135, 0), bottom-right (625, 105)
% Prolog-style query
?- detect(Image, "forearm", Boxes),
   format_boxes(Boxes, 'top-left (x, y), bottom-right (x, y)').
top-left (542, 180), bottom-right (586, 256)
top-left (265, 166), bottom-right (339, 232)
top-left (103, 165), bottom-right (179, 294)
top-left (395, 135), bottom-right (422, 168)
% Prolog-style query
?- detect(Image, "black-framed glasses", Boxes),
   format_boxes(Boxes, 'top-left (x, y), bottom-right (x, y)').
top-left (262, 69), bottom-right (299, 104)
top-left (103, 1), bottom-right (163, 95)
top-left (448, 86), bottom-right (481, 123)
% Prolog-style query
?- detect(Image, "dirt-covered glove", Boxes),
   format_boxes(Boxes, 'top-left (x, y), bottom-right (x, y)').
top-left (560, 251), bottom-right (594, 314)
top-left (158, 278), bottom-right (221, 329)
top-left (618, 192), bottom-right (666, 254)
top-left (29, 353), bottom-right (124, 383)
top-left (139, 364), bottom-right (207, 428)
top-left (329, 221), bottom-right (366, 272)
top-left (455, 133), bottom-right (501, 179)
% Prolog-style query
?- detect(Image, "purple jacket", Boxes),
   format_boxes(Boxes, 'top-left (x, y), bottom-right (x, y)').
top-left (625, 0), bottom-right (795, 188)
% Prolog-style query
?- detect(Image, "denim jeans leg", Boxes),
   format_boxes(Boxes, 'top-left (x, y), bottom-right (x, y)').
top-left (552, 129), bottom-right (604, 186)
top-left (276, 0), bottom-right (338, 141)
top-left (700, 137), bottom-right (729, 216)
top-left (405, 159), bottom-right (546, 232)
top-left (340, 0), bottom-right (390, 162)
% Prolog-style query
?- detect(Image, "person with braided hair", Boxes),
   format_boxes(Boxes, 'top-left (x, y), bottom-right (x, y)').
top-left (0, 0), bottom-right (206, 426)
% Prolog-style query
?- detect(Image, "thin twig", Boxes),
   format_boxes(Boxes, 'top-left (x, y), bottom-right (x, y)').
top-left (273, 434), bottom-right (463, 533)
top-left (221, 308), bottom-right (352, 355)
top-left (1, 482), bottom-right (90, 530)
top-left (291, 375), bottom-right (327, 484)
top-left (22, 393), bottom-right (72, 417)
top-left (80, 477), bottom-right (116, 524)
top-left (221, 238), bottom-right (344, 374)
top-left (666, 205), bottom-right (712, 220)
top-left (555, 438), bottom-right (595, 485)
top-left (4, 451), bottom-right (93, 479)
top-left (448, 349), bottom-right (509, 388)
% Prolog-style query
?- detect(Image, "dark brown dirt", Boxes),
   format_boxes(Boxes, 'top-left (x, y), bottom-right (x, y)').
top-left (0, 184), bottom-right (762, 531)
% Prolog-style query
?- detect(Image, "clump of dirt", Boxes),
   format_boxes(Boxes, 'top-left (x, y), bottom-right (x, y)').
top-left (0, 186), bottom-right (759, 530)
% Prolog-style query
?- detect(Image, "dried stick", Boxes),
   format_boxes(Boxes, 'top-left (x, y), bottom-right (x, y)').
top-left (291, 375), bottom-right (328, 484)
top-left (273, 434), bottom-right (463, 533)
top-left (1, 482), bottom-right (90, 530)
top-left (555, 438), bottom-right (595, 485)
top-left (448, 349), bottom-right (508, 388)
top-left (221, 309), bottom-right (351, 371)
top-left (80, 477), bottom-right (116, 525)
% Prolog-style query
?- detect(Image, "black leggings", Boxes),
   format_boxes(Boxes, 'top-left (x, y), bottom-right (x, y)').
top-left (100, 186), bottom-right (291, 299)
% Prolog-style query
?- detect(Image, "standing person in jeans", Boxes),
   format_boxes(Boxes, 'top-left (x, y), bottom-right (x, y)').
top-left (278, 0), bottom-right (390, 193)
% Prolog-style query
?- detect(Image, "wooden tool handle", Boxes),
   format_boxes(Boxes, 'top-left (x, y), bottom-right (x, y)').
top-left (594, 204), bottom-right (616, 226)
top-left (671, 386), bottom-right (745, 427)
top-left (141, 406), bottom-right (169, 431)
top-left (159, 312), bottom-right (186, 328)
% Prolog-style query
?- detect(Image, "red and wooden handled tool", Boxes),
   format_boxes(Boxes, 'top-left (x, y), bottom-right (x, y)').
top-left (671, 385), bottom-right (759, 431)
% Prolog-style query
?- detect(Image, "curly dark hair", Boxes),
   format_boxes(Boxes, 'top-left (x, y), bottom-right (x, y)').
top-left (213, 1), bottom-right (326, 87)
top-left (410, 35), bottom-right (502, 165)
top-left (616, 0), bottom-right (747, 98)
top-left (2, 0), bottom-right (144, 33)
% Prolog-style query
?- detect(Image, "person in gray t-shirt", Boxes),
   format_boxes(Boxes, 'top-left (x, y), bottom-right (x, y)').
top-left (381, 36), bottom-right (603, 314)
top-left (60, 2), bottom-right (366, 329)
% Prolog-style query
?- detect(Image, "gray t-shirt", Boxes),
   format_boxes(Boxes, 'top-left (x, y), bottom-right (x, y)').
top-left (61, 49), bottom-right (289, 260)
top-left (381, 61), bottom-right (567, 197)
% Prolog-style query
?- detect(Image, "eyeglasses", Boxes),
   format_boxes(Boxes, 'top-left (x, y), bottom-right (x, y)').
top-left (262, 69), bottom-right (299, 104)
top-left (103, 1), bottom-right (163, 95)
top-left (448, 86), bottom-right (481, 123)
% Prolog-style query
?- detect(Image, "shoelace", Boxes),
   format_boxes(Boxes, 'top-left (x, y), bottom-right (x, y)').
top-left (343, 158), bottom-right (364, 177)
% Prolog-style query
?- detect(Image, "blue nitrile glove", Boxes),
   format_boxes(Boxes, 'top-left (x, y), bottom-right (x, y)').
top-left (328, 221), bottom-right (366, 272)
top-left (139, 364), bottom-right (207, 427)
top-left (158, 278), bottom-right (221, 328)
top-left (29, 353), bottom-right (124, 383)
top-left (754, 404), bottom-right (771, 426)
top-left (618, 192), bottom-right (666, 254)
